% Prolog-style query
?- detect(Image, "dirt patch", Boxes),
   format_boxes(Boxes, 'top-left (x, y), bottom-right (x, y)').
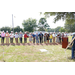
top-left (0, 43), bottom-right (62, 46)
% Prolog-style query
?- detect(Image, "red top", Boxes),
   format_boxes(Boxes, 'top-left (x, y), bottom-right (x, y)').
top-left (24, 34), bottom-right (28, 38)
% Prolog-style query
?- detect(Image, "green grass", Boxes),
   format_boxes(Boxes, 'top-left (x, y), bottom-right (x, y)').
top-left (0, 45), bottom-right (74, 62)
top-left (0, 36), bottom-right (74, 62)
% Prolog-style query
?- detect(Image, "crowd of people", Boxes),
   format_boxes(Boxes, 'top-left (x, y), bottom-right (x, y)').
top-left (0, 31), bottom-right (68, 44)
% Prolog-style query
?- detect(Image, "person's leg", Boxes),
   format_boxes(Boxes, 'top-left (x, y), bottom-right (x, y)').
top-left (72, 47), bottom-right (74, 59)
top-left (33, 38), bottom-right (34, 43)
top-left (24, 38), bottom-right (26, 43)
top-left (1, 37), bottom-right (3, 44)
top-left (3, 37), bottom-right (4, 44)
top-left (7, 37), bottom-right (9, 44)
top-left (21, 38), bottom-right (22, 43)
top-left (15, 38), bottom-right (17, 43)
top-left (10, 38), bottom-right (11, 43)
top-left (54, 37), bottom-right (55, 43)
top-left (48, 40), bottom-right (49, 43)
top-left (17, 38), bottom-right (18, 43)
top-left (39, 38), bottom-right (41, 43)
top-left (6, 37), bottom-right (7, 44)
top-left (24, 38), bottom-right (25, 43)
top-left (26, 38), bottom-right (27, 43)
top-left (53, 37), bottom-right (54, 43)
top-left (50, 39), bottom-right (52, 43)
top-left (12, 38), bottom-right (13, 43)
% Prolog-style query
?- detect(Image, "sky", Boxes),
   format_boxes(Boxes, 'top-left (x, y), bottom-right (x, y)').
top-left (0, 12), bottom-right (65, 29)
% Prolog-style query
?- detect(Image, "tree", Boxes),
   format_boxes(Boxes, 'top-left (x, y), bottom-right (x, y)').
top-left (14, 26), bottom-right (23, 33)
top-left (43, 12), bottom-right (75, 24)
top-left (38, 18), bottom-right (50, 31)
top-left (46, 28), bottom-right (55, 32)
top-left (38, 27), bottom-right (45, 31)
top-left (22, 18), bottom-right (37, 32)
top-left (0, 27), bottom-right (11, 33)
top-left (64, 23), bottom-right (75, 32)
top-left (59, 27), bottom-right (65, 32)
top-left (55, 26), bottom-right (62, 32)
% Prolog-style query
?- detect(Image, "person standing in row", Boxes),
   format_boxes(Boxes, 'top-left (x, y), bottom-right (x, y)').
top-left (49, 33), bottom-right (53, 43)
top-left (46, 33), bottom-right (49, 43)
top-left (32, 33), bottom-right (36, 44)
top-left (1, 31), bottom-right (5, 44)
top-left (56, 34), bottom-right (60, 43)
top-left (36, 33), bottom-right (39, 45)
top-left (19, 31), bottom-right (23, 43)
top-left (39, 32), bottom-right (43, 44)
top-left (59, 32), bottom-right (61, 43)
top-left (24, 32), bottom-right (28, 43)
top-left (53, 32), bottom-right (56, 43)
top-left (5, 31), bottom-right (10, 44)
top-left (44, 33), bottom-right (47, 43)
top-left (15, 32), bottom-right (18, 44)
top-left (10, 31), bottom-right (14, 43)
top-left (29, 33), bottom-right (32, 43)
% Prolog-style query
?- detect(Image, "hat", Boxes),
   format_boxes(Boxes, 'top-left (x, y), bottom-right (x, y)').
top-left (6, 31), bottom-right (8, 32)
top-left (20, 31), bottom-right (21, 32)
top-left (15, 32), bottom-right (17, 33)
top-left (3, 31), bottom-right (4, 32)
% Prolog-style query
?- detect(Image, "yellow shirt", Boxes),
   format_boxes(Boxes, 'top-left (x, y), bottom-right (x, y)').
top-left (50, 35), bottom-right (53, 39)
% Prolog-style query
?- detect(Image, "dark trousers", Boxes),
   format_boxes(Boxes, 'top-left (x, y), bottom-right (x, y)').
top-left (24, 38), bottom-right (27, 43)
top-left (10, 38), bottom-right (13, 43)
top-left (20, 38), bottom-right (22, 43)
top-left (59, 37), bottom-right (61, 43)
top-left (1, 37), bottom-right (5, 43)
top-left (33, 38), bottom-right (35, 43)
top-left (40, 37), bottom-right (42, 43)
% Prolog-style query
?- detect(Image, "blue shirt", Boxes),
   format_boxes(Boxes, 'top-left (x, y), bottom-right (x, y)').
top-left (19, 33), bottom-right (23, 38)
top-left (32, 34), bottom-right (36, 38)
top-left (36, 34), bottom-right (39, 40)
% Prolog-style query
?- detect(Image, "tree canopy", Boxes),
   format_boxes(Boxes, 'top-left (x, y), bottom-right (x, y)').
top-left (44, 12), bottom-right (75, 24)
top-left (38, 18), bottom-right (50, 31)
top-left (22, 18), bottom-right (37, 32)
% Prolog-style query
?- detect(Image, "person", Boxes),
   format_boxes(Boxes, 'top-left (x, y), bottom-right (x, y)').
top-left (10, 31), bottom-right (14, 43)
top-left (32, 33), bottom-right (36, 44)
top-left (5, 31), bottom-right (10, 44)
top-left (39, 32), bottom-right (43, 44)
top-left (71, 33), bottom-right (75, 59)
top-left (44, 33), bottom-right (47, 43)
top-left (56, 34), bottom-right (60, 43)
top-left (24, 32), bottom-right (28, 43)
top-left (59, 32), bottom-right (61, 43)
top-left (52, 32), bottom-right (56, 43)
top-left (1, 31), bottom-right (5, 44)
top-left (29, 33), bottom-right (32, 43)
top-left (19, 31), bottom-right (23, 43)
top-left (15, 32), bottom-right (19, 44)
top-left (49, 33), bottom-right (53, 43)
top-left (41, 33), bottom-right (43, 43)
top-left (46, 33), bottom-right (49, 43)
top-left (35, 33), bottom-right (39, 45)
top-left (64, 32), bottom-right (67, 37)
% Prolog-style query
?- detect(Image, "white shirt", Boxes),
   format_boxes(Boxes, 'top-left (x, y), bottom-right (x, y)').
top-left (10, 33), bottom-right (14, 38)
top-left (52, 34), bottom-right (56, 37)
top-left (15, 34), bottom-right (18, 38)
top-left (64, 33), bottom-right (67, 37)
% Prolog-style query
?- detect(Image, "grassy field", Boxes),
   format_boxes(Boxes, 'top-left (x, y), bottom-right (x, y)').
top-left (0, 36), bottom-right (74, 62)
